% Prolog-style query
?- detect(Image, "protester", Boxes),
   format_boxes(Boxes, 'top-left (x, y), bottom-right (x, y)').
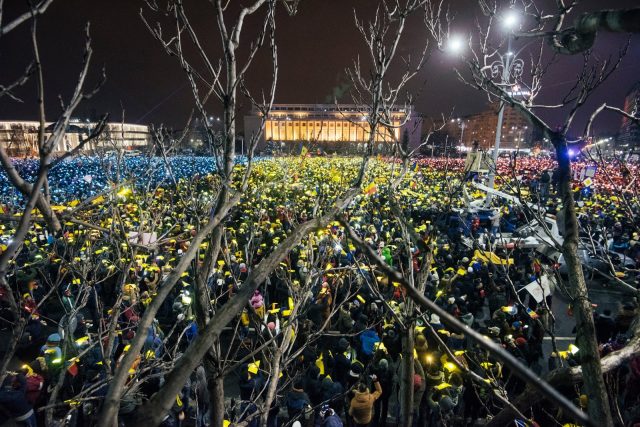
top-left (0, 154), bottom-right (638, 427)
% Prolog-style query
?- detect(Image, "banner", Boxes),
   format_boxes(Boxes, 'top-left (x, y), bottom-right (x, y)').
top-left (520, 274), bottom-right (554, 303)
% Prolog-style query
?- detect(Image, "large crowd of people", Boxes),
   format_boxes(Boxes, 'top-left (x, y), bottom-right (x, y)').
top-left (0, 155), bottom-right (639, 427)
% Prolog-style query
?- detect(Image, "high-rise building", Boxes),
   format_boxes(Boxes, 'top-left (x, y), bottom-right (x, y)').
top-left (462, 104), bottom-right (533, 150)
top-left (244, 104), bottom-right (420, 153)
top-left (617, 83), bottom-right (640, 148)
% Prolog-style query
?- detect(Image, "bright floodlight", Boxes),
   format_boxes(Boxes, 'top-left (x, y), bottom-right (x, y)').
top-left (503, 10), bottom-right (520, 29)
top-left (448, 36), bottom-right (464, 53)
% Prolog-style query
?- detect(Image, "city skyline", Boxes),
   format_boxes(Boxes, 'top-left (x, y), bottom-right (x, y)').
top-left (0, 0), bottom-right (638, 139)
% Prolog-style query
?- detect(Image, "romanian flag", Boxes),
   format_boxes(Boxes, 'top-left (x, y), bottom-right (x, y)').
top-left (526, 308), bottom-right (539, 319)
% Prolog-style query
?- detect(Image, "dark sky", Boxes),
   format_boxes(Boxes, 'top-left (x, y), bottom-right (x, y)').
top-left (0, 0), bottom-right (638, 137)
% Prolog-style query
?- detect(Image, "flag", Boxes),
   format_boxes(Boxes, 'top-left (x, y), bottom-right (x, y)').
top-left (514, 420), bottom-right (528, 427)
top-left (364, 182), bottom-right (377, 195)
top-left (473, 249), bottom-right (513, 265)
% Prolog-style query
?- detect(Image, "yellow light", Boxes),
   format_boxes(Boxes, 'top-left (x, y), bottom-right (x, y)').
top-left (568, 344), bottom-right (579, 355)
top-left (75, 336), bottom-right (89, 345)
top-left (117, 187), bottom-right (131, 198)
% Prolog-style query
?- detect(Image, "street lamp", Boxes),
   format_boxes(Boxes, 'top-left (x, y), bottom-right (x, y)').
top-left (447, 35), bottom-right (465, 54)
top-left (485, 9), bottom-right (524, 206)
top-left (503, 10), bottom-right (520, 30)
top-left (451, 118), bottom-right (467, 148)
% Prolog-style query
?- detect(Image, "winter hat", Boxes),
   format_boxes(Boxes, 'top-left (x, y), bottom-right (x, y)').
top-left (47, 333), bottom-right (61, 344)
top-left (338, 338), bottom-right (350, 351)
top-left (488, 326), bottom-right (501, 336)
top-left (378, 358), bottom-right (389, 370)
top-left (460, 313), bottom-right (474, 326)
top-left (349, 362), bottom-right (364, 378)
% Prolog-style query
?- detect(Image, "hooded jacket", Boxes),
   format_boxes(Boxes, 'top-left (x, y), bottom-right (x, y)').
top-left (348, 380), bottom-right (382, 424)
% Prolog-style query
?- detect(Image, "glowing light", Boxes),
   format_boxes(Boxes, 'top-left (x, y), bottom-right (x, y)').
top-left (117, 187), bottom-right (131, 199)
top-left (444, 362), bottom-right (458, 372)
top-left (503, 10), bottom-right (520, 29)
top-left (448, 35), bottom-right (465, 54)
top-left (568, 344), bottom-right (579, 355)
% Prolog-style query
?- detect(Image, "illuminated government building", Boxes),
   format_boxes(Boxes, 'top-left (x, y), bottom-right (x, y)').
top-left (0, 120), bottom-right (150, 157)
top-left (244, 104), bottom-right (421, 153)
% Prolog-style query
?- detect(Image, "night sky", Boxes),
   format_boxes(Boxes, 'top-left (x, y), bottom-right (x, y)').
top-left (0, 0), bottom-right (638, 137)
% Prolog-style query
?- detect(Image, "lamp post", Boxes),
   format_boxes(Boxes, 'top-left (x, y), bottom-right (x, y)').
top-left (451, 118), bottom-right (467, 150)
top-left (485, 9), bottom-right (524, 206)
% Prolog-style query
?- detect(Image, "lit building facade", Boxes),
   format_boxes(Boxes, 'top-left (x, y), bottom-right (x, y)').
top-left (618, 83), bottom-right (640, 148)
top-left (244, 104), bottom-right (420, 153)
top-left (459, 104), bottom-right (533, 150)
top-left (0, 120), bottom-right (151, 157)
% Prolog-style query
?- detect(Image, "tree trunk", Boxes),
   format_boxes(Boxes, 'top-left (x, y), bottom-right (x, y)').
top-left (400, 326), bottom-right (414, 427)
top-left (259, 347), bottom-right (283, 427)
top-left (209, 371), bottom-right (225, 427)
top-left (554, 138), bottom-right (613, 426)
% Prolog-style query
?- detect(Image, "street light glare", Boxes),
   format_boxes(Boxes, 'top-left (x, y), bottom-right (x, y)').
top-left (448, 36), bottom-right (464, 54)
top-left (503, 10), bottom-right (520, 29)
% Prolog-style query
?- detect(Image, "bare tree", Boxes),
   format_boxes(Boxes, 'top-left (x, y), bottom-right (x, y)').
top-left (0, 2), bottom-right (107, 385)
top-left (424, 1), bottom-right (640, 425)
